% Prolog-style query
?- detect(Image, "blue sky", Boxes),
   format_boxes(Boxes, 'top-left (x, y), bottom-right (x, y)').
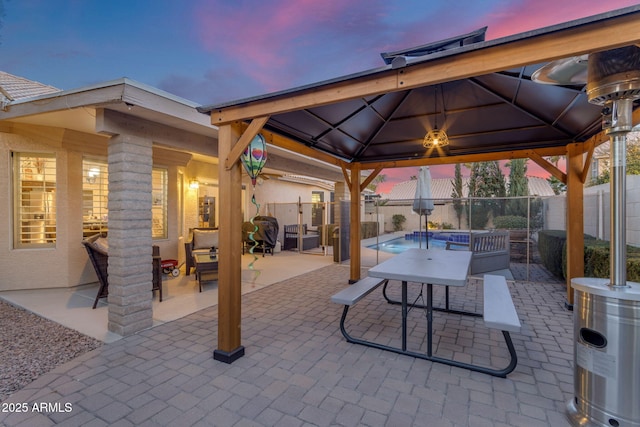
top-left (1, 0), bottom-right (638, 191)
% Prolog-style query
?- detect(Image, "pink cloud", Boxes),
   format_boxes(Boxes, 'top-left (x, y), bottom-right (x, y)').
top-left (192, 0), bottom-right (352, 92)
top-left (484, 0), bottom-right (640, 40)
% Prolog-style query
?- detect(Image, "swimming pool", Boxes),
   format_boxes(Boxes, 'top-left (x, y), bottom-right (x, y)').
top-left (367, 231), bottom-right (470, 255)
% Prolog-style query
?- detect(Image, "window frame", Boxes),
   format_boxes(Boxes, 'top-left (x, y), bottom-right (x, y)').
top-left (12, 152), bottom-right (57, 249)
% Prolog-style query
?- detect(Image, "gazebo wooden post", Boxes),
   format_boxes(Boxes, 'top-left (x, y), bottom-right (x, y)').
top-left (349, 162), bottom-right (361, 283)
top-left (214, 122), bottom-right (245, 363)
top-left (565, 142), bottom-right (585, 308)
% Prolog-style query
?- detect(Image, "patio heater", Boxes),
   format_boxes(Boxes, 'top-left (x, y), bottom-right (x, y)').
top-left (535, 45), bottom-right (640, 427)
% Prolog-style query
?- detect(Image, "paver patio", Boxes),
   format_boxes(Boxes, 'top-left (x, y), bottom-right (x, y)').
top-left (1, 263), bottom-right (574, 427)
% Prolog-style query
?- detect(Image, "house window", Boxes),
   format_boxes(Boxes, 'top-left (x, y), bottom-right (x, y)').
top-left (83, 159), bottom-right (109, 236)
top-left (13, 152), bottom-right (57, 248)
top-left (82, 160), bottom-right (167, 239)
top-left (152, 168), bottom-right (168, 239)
top-left (591, 158), bottom-right (600, 183)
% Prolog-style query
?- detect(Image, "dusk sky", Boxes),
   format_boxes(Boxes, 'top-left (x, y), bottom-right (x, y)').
top-left (1, 1), bottom-right (638, 193)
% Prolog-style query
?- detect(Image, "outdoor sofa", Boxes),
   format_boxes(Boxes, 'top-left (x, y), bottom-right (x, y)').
top-left (184, 228), bottom-right (219, 275)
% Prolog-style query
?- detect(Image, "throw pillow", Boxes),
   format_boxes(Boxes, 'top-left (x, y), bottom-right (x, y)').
top-left (193, 229), bottom-right (219, 249)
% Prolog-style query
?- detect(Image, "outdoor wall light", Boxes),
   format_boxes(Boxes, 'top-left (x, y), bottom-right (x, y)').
top-left (189, 180), bottom-right (199, 189)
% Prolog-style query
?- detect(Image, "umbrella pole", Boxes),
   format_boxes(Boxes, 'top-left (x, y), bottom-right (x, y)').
top-left (418, 213), bottom-right (423, 249)
top-left (425, 214), bottom-right (429, 249)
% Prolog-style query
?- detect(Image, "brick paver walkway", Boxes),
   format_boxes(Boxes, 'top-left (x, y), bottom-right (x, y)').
top-left (1, 263), bottom-right (574, 427)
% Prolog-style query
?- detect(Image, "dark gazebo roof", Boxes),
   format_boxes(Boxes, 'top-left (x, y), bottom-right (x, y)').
top-left (200, 6), bottom-right (640, 166)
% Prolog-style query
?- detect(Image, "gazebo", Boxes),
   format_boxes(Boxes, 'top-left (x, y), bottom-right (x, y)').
top-left (198, 7), bottom-right (640, 362)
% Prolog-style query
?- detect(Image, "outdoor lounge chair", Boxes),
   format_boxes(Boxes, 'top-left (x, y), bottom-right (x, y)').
top-left (82, 234), bottom-right (162, 308)
top-left (184, 228), bottom-right (219, 275)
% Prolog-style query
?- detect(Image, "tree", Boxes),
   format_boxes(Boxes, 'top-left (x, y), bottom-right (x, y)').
top-left (506, 159), bottom-right (529, 217)
top-left (591, 133), bottom-right (640, 185)
top-left (451, 163), bottom-right (465, 228)
top-left (544, 155), bottom-right (567, 194)
top-left (547, 176), bottom-right (567, 194)
top-left (467, 161), bottom-right (506, 228)
top-left (367, 173), bottom-right (387, 193)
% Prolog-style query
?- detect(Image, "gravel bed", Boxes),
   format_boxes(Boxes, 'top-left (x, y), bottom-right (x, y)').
top-left (0, 299), bottom-right (102, 402)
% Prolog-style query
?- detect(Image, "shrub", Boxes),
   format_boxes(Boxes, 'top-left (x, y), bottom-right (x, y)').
top-left (538, 230), bottom-right (567, 280)
top-left (392, 214), bottom-right (406, 231)
top-left (539, 230), bottom-right (640, 282)
top-left (493, 215), bottom-right (528, 229)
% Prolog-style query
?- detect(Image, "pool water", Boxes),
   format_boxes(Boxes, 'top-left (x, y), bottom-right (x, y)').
top-left (368, 231), bottom-right (470, 255)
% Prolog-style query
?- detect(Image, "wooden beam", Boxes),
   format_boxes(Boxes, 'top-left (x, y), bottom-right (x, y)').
top-left (565, 143), bottom-right (585, 307)
top-left (368, 146), bottom-right (567, 170)
top-left (261, 130), bottom-right (345, 168)
top-left (581, 140), bottom-right (596, 184)
top-left (349, 163), bottom-right (362, 283)
top-left (529, 151), bottom-right (567, 184)
top-left (341, 163), bottom-right (351, 191)
top-left (214, 123), bottom-right (245, 363)
top-left (360, 165), bottom-right (384, 192)
top-left (224, 116), bottom-right (269, 170)
top-left (209, 11), bottom-right (640, 124)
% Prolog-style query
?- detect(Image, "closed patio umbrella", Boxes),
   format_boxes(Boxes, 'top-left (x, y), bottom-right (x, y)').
top-left (412, 166), bottom-right (435, 248)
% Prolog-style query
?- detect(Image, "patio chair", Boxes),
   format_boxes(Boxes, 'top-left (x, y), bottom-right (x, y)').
top-left (82, 234), bottom-right (162, 309)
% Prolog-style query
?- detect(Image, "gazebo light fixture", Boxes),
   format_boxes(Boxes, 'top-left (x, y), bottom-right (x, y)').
top-left (423, 85), bottom-right (449, 148)
top-left (423, 128), bottom-right (449, 148)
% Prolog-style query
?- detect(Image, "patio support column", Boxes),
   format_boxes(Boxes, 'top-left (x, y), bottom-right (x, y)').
top-left (107, 134), bottom-right (154, 335)
top-left (565, 142), bottom-right (585, 308)
top-left (349, 163), bottom-right (361, 283)
top-left (214, 123), bottom-right (245, 363)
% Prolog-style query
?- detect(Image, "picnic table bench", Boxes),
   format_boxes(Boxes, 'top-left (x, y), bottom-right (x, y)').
top-left (330, 267), bottom-right (521, 377)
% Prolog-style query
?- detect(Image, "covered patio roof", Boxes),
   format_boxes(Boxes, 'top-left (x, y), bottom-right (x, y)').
top-left (199, 6), bottom-right (640, 363)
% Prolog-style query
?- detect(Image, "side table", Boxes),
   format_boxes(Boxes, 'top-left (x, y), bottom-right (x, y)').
top-left (193, 252), bottom-right (219, 292)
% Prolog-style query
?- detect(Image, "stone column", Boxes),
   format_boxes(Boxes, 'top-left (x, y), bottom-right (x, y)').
top-left (107, 134), bottom-right (154, 335)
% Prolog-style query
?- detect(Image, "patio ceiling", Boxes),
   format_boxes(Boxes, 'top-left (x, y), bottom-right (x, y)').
top-left (200, 6), bottom-right (640, 169)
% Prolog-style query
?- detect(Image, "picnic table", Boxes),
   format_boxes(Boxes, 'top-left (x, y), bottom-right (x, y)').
top-left (332, 248), bottom-right (521, 377)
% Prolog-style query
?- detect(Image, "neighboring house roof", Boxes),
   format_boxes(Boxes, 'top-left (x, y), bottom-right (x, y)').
top-left (382, 176), bottom-right (555, 201)
top-left (0, 71), bottom-right (60, 103)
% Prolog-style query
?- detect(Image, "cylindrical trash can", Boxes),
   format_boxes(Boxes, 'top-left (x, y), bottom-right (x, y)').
top-left (567, 278), bottom-right (640, 427)
top-left (332, 227), bottom-right (340, 263)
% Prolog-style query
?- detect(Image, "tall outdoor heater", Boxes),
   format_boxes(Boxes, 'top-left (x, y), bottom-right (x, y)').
top-left (535, 45), bottom-right (640, 427)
